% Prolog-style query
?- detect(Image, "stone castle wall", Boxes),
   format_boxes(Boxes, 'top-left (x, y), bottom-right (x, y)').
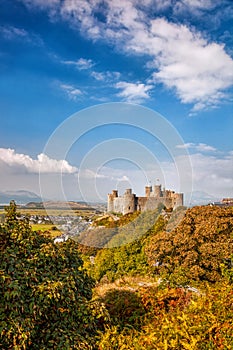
top-left (108, 184), bottom-right (183, 215)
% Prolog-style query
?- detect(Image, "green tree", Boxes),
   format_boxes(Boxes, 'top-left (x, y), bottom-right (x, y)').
top-left (0, 201), bottom-right (102, 349)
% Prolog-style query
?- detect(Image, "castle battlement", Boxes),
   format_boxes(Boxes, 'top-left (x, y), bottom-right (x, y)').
top-left (108, 183), bottom-right (183, 215)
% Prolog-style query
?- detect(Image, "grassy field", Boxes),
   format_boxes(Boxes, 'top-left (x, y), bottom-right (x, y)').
top-left (31, 224), bottom-right (61, 238)
top-left (20, 209), bottom-right (94, 217)
top-left (0, 208), bottom-right (97, 217)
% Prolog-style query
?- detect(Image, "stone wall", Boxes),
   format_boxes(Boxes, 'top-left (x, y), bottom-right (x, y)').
top-left (107, 184), bottom-right (183, 214)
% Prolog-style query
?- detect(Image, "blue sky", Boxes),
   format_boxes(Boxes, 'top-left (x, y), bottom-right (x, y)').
top-left (0, 0), bottom-right (232, 203)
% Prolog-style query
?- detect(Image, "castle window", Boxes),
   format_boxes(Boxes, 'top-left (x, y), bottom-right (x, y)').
top-left (128, 206), bottom-right (130, 210)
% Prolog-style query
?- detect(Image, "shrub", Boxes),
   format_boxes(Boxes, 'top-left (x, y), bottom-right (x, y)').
top-left (0, 201), bottom-right (104, 349)
top-left (97, 281), bottom-right (233, 350)
top-left (92, 239), bottom-right (149, 283)
top-left (99, 288), bottom-right (146, 329)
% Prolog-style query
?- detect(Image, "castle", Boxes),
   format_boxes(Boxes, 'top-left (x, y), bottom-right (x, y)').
top-left (108, 184), bottom-right (183, 215)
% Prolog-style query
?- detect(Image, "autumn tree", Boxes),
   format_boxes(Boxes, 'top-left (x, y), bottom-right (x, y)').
top-left (145, 206), bottom-right (233, 283)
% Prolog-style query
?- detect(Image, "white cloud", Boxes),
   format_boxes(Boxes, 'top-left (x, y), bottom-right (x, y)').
top-left (78, 169), bottom-right (109, 179)
top-left (18, 0), bottom-right (233, 110)
top-left (158, 151), bottom-right (233, 197)
top-left (62, 57), bottom-right (120, 83)
top-left (187, 151), bottom-right (233, 196)
top-left (147, 18), bottom-right (233, 109)
top-left (91, 71), bottom-right (105, 81)
top-left (0, 25), bottom-right (43, 46)
top-left (176, 143), bottom-right (195, 149)
top-left (59, 83), bottom-right (82, 100)
top-left (115, 81), bottom-right (152, 102)
top-left (192, 143), bottom-right (217, 152)
top-left (175, 0), bottom-right (217, 12)
top-left (176, 142), bottom-right (217, 152)
top-left (76, 58), bottom-right (93, 70)
top-left (0, 148), bottom-right (78, 174)
top-left (117, 175), bottom-right (130, 182)
top-left (20, 0), bottom-right (60, 10)
top-left (1, 25), bottom-right (28, 40)
top-left (152, 0), bottom-right (172, 11)
top-left (64, 58), bottom-right (94, 70)
top-left (91, 70), bottom-right (121, 82)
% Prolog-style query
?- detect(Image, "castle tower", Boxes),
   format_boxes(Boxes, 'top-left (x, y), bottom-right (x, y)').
top-left (153, 184), bottom-right (162, 198)
top-left (165, 190), bottom-right (174, 198)
top-left (145, 186), bottom-right (152, 197)
top-left (125, 189), bottom-right (132, 195)
top-left (122, 189), bottom-right (136, 215)
top-left (107, 190), bottom-right (118, 212)
top-left (172, 193), bottom-right (184, 209)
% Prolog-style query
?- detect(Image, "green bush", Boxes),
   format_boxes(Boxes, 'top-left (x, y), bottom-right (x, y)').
top-left (0, 201), bottom-right (104, 349)
top-left (92, 239), bottom-right (149, 283)
top-left (99, 288), bottom-right (146, 329)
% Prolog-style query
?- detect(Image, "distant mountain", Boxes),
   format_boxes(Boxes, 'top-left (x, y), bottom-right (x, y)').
top-left (24, 200), bottom-right (96, 210)
top-left (0, 190), bottom-right (41, 205)
top-left (185, 191), bottom-right (220, 206)
top-left (42, 201), bottom-right (92, 209)
top-left (0, 189), bottom-right (106, 211)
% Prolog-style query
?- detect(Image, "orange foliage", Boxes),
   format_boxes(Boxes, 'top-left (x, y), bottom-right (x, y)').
top-left (145, 206), bottom-right (233, 282)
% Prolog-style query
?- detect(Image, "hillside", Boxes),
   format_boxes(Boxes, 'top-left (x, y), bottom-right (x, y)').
top-left (0, 203), bottom-right (232, 349)
top-left (85, 205), bottom-right (233, 348)
top-left (0, 190), bottom-right (41, 204)
top-left (87, 206), bottom-right (232, 281)
top-left (24, 200), bottom-right (95, 210)
top-left (42, 200), bottom-right (92, 210)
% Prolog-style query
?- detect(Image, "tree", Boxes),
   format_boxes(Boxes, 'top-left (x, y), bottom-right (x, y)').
top-left (145, 206), bottom-right (233, 283)
top-left (0, 201), bottom-right (102, 349)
